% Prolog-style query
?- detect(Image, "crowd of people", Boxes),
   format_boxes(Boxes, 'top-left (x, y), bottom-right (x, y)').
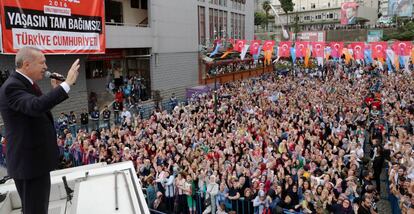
top-left (2, 60), bottom-right (412, 214)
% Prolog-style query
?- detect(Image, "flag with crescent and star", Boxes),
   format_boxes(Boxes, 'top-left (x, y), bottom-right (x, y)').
top-left (392, 41), bottom-right (412, 56)
top-left (278, 41), bottom-right (292, 57)
top-left (329, 42), bottom-right (344, 58)
top-left (350, 42), bottom-right (365, 60)
top-left (370, 42), bottom-right (387, 59)
top-left (312, 42), bottom-right (325, 58)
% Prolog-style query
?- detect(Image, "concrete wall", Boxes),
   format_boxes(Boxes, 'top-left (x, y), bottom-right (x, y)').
top-left (151, 0), bottom-right (199, 54)
top-left (245, 0), bottom-right (255, 41)
top-left (325, 28), bottom-right (395, 41)
top-left (357, 6), bottom-right (378, 25)
top-left (151, 52), bottom-right (199, 99)
top-left (0, 55), bottom-right (88, 124)
top-left (105, 25), bottom-right (153, 48)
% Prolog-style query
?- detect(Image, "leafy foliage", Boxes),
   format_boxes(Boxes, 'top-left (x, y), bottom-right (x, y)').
top-left (383, 21), bottom-right (414, 41)
top-left (254, 12), bottom-right (267, 26)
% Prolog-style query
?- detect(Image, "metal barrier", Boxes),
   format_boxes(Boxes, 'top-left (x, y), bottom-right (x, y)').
top-left (143, 190), bottom-right (307, 214)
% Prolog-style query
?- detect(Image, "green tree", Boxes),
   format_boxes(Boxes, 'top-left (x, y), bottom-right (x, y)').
top-left (292, 14), bottom-right (300, 41)
top-left (383, 21), bottom-right (414, 41)
top-left (279, 0), bottom-right (294, 26)
top-left (262, 0), bottom-right (272, 31)
top-left (254, 12), bottom-right (267, 27)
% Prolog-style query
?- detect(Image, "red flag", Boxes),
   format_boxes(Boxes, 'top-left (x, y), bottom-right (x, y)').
top-left (312, 42), bottom-right (325, 57)
top-left (392, 41), bottom-right (412, 56)
top-left (228, 38), bottom-right (235, 45)
top-left (278, 41), bottom-right (292, 57)
top-left (295, 41), bottom-right (309, 58)
top-left (330, 42), bottom-right (344, 58)
top-left (234, 40), bottom-right (246, 52)
top-left (370, 42), bottom-right (387, 59)
top-left (350, 42), bottom-right (365, 60)
top-left (262, 40), bottom-right (275, 51)
top-left (249, 40), bottom-right (262, 55)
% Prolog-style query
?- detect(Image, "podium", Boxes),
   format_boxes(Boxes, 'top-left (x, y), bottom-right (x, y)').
top-left (0, 161), bottom-right (150, 214)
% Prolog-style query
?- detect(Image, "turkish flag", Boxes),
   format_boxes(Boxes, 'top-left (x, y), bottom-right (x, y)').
top-left (278, 41), bottom-right (292, 57)
top-left (234, 40), bottom-right (246, 52)
top-left (312, 42), bottom-right (325, 57)
top-left (370, 42), bottom-right (387, 59)
top-left (295, 41), bottom-right (309, 58)
top-left (262, 40), bottom-right (275, 51)
top-left (350, 42), bottom-right (365, 60)
top-left (228, 38), bottom-right (235, 45)
top-left (392, 41), bottom-right (412, 56)
top-left (250, 40), bottom-right (262, 55)
top-left (330, 42), bottom-right (344, 58)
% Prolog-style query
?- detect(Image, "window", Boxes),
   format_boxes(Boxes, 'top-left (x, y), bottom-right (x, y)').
top-left (140, 0), bottom-right (147, 9)
top-left (209, 8), bottom-right (214, 41)
top-left (315, 15), bottom-right (322, 19)
top-left (131, 0), bottom-right (139, 8)
top-left (198, 6), bottom-right (206, 45)
top-left (223, 11), bottom-right (227, 38)
top-left (311, 3), bottom-right (315, 8)
top-left (304, 16), bottom-right (310, 20)
top-left (328, 2), bottom-right (331, 7)
top-left (105, 0), bottom-right (123, 23)
top-left (214, 9), bottom-right (219, 38)
top-left (241, 15), bottom-right (245, 39)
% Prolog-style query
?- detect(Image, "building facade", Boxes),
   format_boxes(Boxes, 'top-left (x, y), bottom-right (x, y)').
top-left (255, 0), bottom-right (379, 40)
top-left (0, 0), bottom-right (253, 123)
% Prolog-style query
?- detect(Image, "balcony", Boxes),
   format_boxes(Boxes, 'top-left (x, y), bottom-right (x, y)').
top-left (105, 22), bottom-right (152, 49)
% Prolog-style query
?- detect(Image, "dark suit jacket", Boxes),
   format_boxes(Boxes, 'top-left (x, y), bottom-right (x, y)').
top-left (0, 71), bottom-right (68, 179)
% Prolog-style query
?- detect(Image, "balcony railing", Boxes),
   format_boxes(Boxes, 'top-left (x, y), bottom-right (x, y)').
top-left (105, 22), bottom-right (150, 28)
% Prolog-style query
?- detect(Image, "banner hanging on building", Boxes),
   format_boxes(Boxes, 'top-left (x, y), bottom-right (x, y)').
top-left (0, 0), bottom-right (105, 54)
top-left (388, 0), bottom-right (413, 17)
top-left (340, 2), bottom-right (358, 25)
top-left (367, 30), bottom-right (383, 42)
top-left (290, 31), bottom-right (326, 42)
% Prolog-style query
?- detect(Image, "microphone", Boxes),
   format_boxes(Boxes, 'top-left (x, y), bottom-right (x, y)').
top-left (45, 71), bottom-right (66, 82)
top-left (62, 176), bottom-right (73, 201)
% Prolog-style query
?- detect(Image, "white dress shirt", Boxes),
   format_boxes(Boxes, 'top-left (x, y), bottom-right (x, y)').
top-left (15, 70), bottom-right (70, 93)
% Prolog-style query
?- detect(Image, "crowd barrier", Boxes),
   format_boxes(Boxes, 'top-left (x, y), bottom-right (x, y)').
top-left (145, 190), bottom-right (305, 214)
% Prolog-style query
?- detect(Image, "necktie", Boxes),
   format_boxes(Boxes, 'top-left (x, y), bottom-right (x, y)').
top-left (32, 83), bottom-right (43, 96)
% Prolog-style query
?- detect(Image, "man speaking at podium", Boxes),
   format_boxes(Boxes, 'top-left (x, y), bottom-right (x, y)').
top-left (0, 47), bottom-right (80, 214)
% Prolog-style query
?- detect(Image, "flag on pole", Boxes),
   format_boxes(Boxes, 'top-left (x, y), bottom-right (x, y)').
top-left (330, 42), bottom-right (343, 58)
top-left (295, 41), bottom-right (309, 58)
top-left (209, 42), bottom-right (221, 57)
top-left (240, 45), bottom-right (250, 60)
top-left (392, 41), bottom-right (412, 56)
top-left (312, 42), bottom-right (325, 58)
top-left (234, 40), bottom-right (247, 52)
top-left (278, 41), bottom-right (292, 57)
top-left (249, 40), bottom-right (261, 55)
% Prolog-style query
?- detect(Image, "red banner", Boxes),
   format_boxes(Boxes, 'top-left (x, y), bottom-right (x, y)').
top-left (0, 0), bottom-right (105, 54)
top-left (262, 40), bottom-right (275, 51)
top-left (249, 40), bottom-right (261, 55)
top-left (370, 42), bottom-right (387, 59)
top-left (295, 41), bottom-right (309, 58)
top-left (330, 42), bottom-right (343, 58)
top-left (234, 40), bottom-right (246, 52)
top-left (350, 42), bottom-right (365, 60)
top-left (312, 42), bottom-right (325, 57)
top-left (278, 41), bottom-right (291, 57)
top-left (392, 41), bottom-right (412, 56)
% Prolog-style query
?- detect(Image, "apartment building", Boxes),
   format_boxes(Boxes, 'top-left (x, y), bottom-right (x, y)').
top-left (255, 0), bottom-right (378, 40)
top-left (0, 0), bottom-right (254, 119)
